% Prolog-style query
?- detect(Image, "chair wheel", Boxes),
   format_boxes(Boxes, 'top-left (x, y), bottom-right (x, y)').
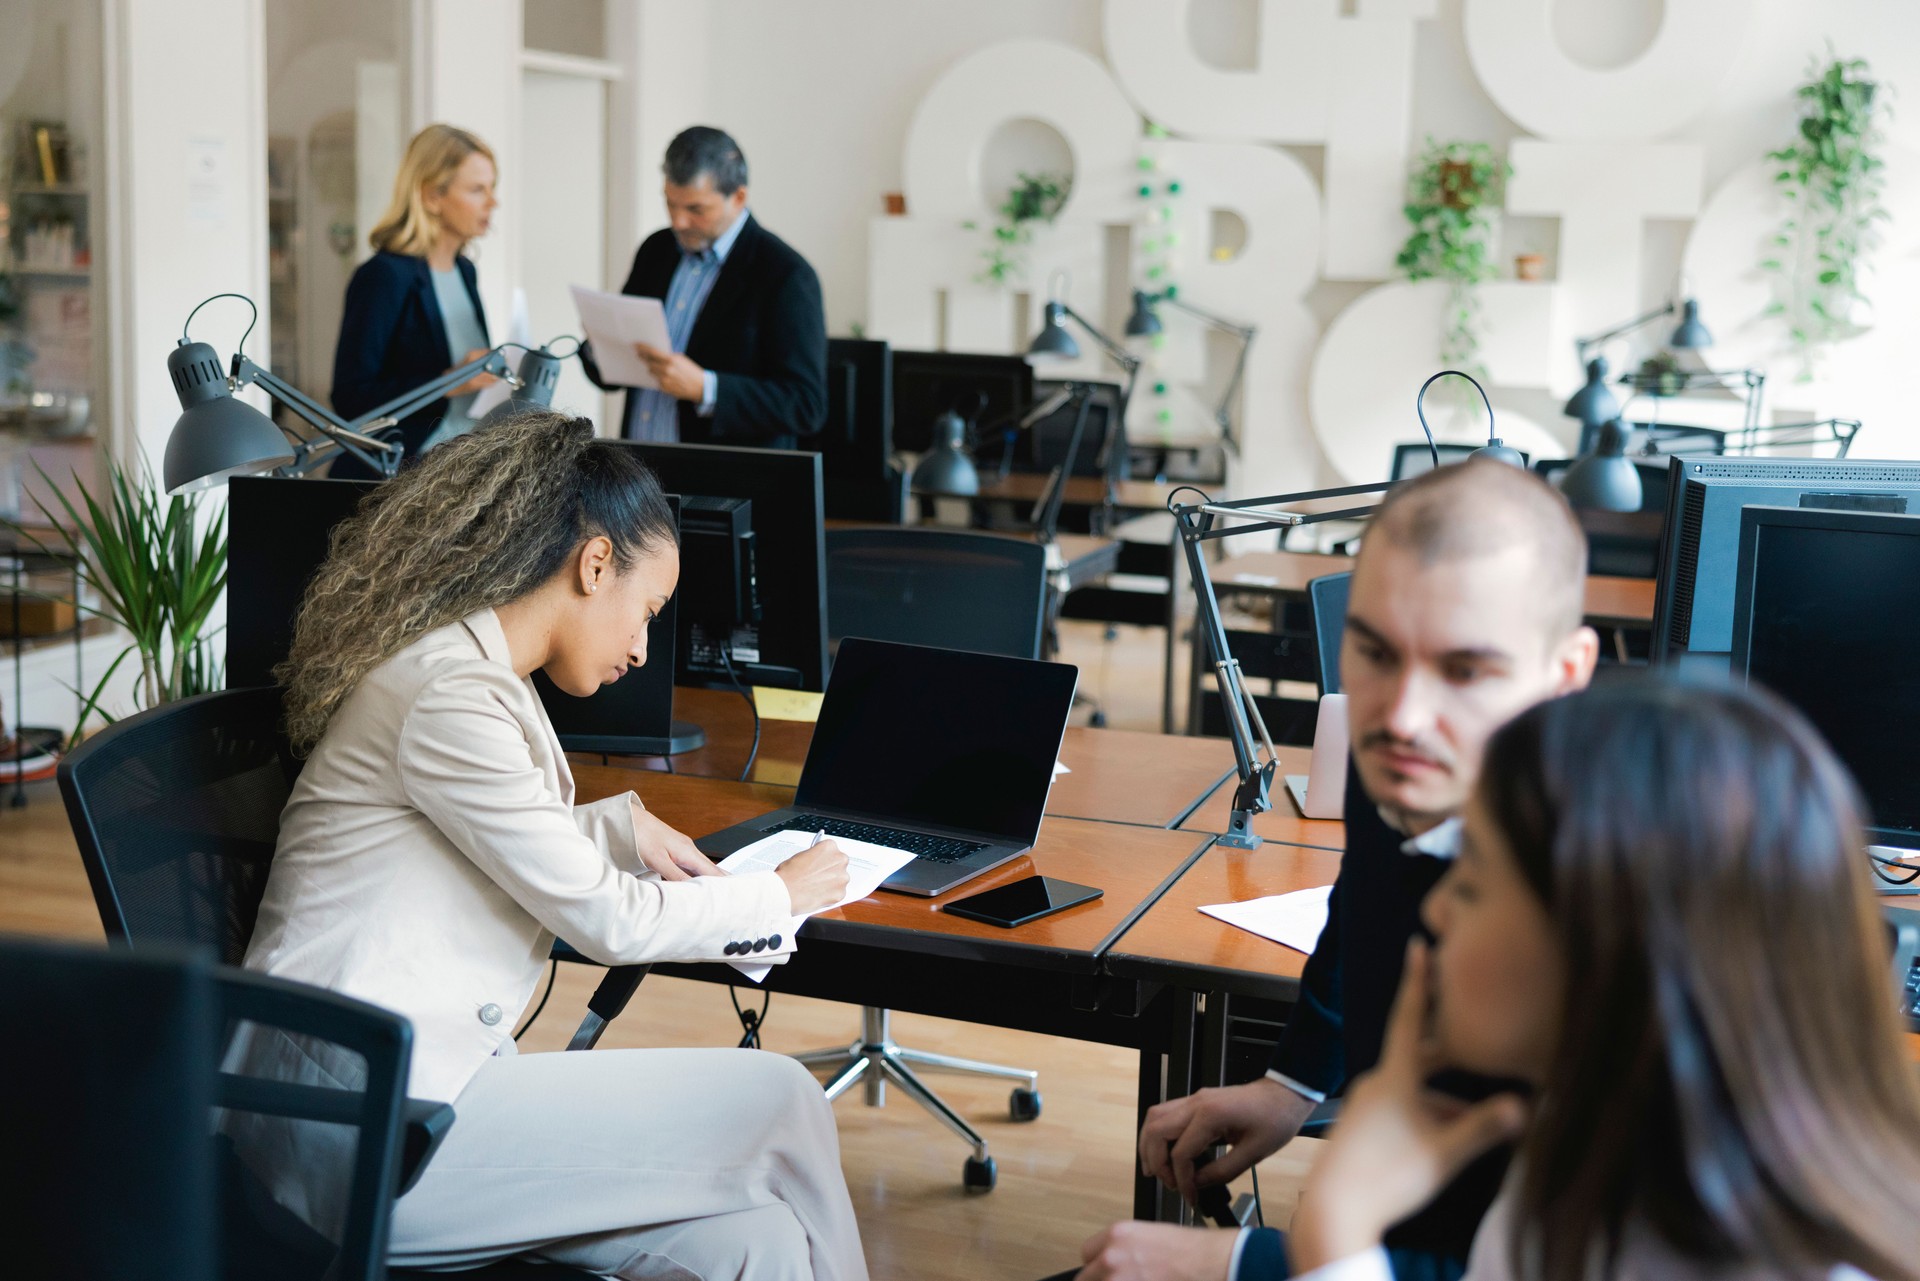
top-left (963, 1154), bottom-right (997, 1192)
top-left (1089, 710), bottom-right (1108, 728)
top-left (1010, 1087), bottom-right (1042, 1121)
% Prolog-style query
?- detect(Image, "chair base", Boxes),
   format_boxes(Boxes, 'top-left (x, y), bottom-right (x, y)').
top-left (794, 1007), bottom-right (1039, 1191)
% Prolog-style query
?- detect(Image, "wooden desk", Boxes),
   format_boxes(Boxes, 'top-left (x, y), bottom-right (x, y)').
top-left (973, 474), bottom-right (1177, 516)
top-left (593, 688), bottom-right (1240, 831)
top-left (1212, 550), bottom-right (1656, 626)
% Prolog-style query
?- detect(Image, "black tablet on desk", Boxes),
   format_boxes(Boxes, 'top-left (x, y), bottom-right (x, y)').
top-left (942, 876), bottom-right (1102, 929)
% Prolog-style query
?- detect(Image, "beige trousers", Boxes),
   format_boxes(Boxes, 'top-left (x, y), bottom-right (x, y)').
top-left (389, 1047), bottom-right (869, 1280)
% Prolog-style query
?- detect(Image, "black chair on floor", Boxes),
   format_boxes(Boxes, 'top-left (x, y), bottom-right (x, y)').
top-left (53, 686), bottom-right (626, 1278)
top-left (817, 526), bottom-right (1049, 1190)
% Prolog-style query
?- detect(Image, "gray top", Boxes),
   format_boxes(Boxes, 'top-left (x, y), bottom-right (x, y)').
top-left (424, 266), bottom-right (488, 451)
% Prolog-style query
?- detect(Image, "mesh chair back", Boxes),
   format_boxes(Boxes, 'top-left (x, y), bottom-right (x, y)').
top-left (1308, 572), bottom-right (1352, 696)
top-left (826, 527), bottom-right (1048, 660)
top-left (57, 686), bottom-right (297, 964)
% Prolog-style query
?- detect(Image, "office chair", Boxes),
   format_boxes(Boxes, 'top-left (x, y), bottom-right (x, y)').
top-left (1307, 572), bottom-right (1351, 697)
top-left (817, 527), bottom-right (1049, 1190)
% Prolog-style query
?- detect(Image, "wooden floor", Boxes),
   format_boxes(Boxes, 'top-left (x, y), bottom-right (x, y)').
top-left (0, 619), bottom-right (1319, 1279)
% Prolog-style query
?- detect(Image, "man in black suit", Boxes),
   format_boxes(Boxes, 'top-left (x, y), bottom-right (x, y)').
top-left (580, 126), bottom-right (826, 448)
top-left (1083, 460), bottom-right (1599, 1281)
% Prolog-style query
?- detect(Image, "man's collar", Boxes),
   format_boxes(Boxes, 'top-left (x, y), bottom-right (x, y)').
top-left (1400, 815), bottom-right (1463, 860)
top-left (688, 207), bottom-right (750, 264)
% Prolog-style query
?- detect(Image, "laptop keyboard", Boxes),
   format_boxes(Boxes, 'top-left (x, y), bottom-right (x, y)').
top-left (768, 815), bottom-right (988, 864)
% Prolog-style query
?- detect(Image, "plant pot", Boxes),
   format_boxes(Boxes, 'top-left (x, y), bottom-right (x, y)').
top-left (1514, 253), bottom-right (1544, 281)
top-left (883, 192), bottom-right (907, 216)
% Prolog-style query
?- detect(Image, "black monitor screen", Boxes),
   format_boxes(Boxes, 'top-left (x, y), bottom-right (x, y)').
top-left (796, 638), bottom-right (1077, 844)
top-left (228, 476), bottom-right (378, 688)
top-left (623, 441), bottom-right (828, 692)
top-left (890, 350), bottom-right (1033, 454)
top-left (1734, 507), bottom-right (1920, 848)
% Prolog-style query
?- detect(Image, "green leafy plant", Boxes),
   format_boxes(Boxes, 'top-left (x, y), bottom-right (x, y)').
top-left (965, 171), bottom-right (1071, 285)
top-left (1396, 140), bottom-right (1511, 394)
top-left (3, 458), bottom-right (226, 733)
top-left (1761, 50), bottom-right (1889, 379)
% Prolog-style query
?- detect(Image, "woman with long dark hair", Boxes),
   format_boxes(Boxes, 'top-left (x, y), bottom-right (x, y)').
top-left (1282, 679), bottom-right (1920, 1280)
top-left (239, 412), bottom-right (866, 1279)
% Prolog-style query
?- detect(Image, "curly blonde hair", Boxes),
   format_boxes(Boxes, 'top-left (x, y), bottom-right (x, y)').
top-left (277, 412), bottom-right (676, 754)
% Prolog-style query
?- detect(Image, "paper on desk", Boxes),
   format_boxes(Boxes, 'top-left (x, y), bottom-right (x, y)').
top-left (1053, 760), bottom-right (1071, 776)
top-left (717, 830), bottom-right (917, 981)
top-left (571, 285), bottom-right (671, 389)
top-left (469, 287), bottom-right (533, 419)
top-left (1198, 885), bottom-right (1332, 956)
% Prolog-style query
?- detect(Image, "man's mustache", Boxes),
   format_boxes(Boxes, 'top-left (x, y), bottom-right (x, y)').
top-left (1357, 728), bottom-right (1455, 771)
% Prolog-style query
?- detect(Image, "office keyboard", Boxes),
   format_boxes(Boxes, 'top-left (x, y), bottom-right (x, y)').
top-left (769, 815), bottom-right (988, 864)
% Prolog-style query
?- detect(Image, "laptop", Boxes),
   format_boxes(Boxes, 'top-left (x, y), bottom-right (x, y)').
top-left (1284, 694), bottom-right (1347, 820)
top-left (697, 637), bottom-right (1080, 896)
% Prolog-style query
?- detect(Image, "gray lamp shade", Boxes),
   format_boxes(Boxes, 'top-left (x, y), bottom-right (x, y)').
top-left (1669, 298), bottom-right (1712, 349)
top-left (1472, 439), bottom-right (1527, 467)
top-left (513, 346), bottom-right (562, 408)
top-left (1124, 289), bottom-right (1163, 338)
top-left (1027, 301), bottom-right (1080, 361)
top-left (163, 340), bottom-right (294, 494)
top-left (909, 410), bottom-right (979, 497)
top-left (1560, 419), bottom-right (1643, 512)
top-left (1563, 356), bottom-right (1620, 430)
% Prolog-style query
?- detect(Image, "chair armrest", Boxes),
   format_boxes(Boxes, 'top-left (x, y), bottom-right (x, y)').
top-left (397, 1098), bottom-right (456, 1196)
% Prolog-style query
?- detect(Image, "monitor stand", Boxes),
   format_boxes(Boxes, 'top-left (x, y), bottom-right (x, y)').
top-left (556, 721), bottom-right (707, 757)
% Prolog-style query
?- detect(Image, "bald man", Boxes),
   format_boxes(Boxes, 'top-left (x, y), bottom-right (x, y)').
top-left (1086, 460), bottom-right (1600, 1281)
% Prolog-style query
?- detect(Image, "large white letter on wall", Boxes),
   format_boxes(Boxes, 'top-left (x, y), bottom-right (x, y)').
top-left (1505, 140), bottom-right (1704, 393)
top-left (1462, 0), bottom-right (1752, 141)
top-left (1102, 0), bottom-right (1427, 279)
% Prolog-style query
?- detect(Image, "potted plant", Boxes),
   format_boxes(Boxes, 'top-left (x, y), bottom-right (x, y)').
top-left (1396, 139), bottom-right (1511, 391)
top-left (3, 457), bottom-right (226, 734)
top-left (1760, 50), bottom-right (1889, 379)
top-left (966, 170), bottom-right (1071, 285)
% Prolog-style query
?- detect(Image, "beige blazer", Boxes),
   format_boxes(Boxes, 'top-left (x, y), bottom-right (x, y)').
top-left (243, 608), bottom-right (796, 1103)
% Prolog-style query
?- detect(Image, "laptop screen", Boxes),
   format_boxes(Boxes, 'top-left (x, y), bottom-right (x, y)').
top-left (796, 638), bottom-right (1079, 843)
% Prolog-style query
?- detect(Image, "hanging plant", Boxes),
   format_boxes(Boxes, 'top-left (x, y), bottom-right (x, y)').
top-left (1760, 50), bottom-right (1890, 380)
top-left (965, 170), bottom-right (1070, 285)
top-left (1396, 140), bottom-right (1510, 395)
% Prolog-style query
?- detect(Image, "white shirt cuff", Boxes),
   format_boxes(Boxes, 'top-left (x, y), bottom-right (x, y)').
top-left (1228, 1227), bottom-right (1254, 1280)
top-left (1290, 1246), bottom-right (1394, 1281)
top-left (1266, 1067), bottom-right (1328, 1105)
top-left (697, 370), bottom-right (718, 416)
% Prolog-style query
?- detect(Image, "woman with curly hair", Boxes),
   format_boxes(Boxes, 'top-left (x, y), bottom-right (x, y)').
top-left (239, 411), bottom-right (866, 1279)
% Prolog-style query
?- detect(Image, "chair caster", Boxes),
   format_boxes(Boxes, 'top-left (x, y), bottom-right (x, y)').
top-left (963, 1154), bottom-right (997, 1192)
top-left (1089, 710), bottom-right (1108, 728)
top-left (1010, 1087), bottom-right (1042, 1121)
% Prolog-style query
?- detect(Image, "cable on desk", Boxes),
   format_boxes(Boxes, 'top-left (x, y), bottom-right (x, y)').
top-left (1869, 848), bottom-right (1920, 886)
top-left (1250, 1162), bottom-right (1264, 1228)
top-left (513, 960), bottom-right (559, 1041)
top-left (731, 985), bottom-right (771, 1049)
top-left (719, 645), bottom-right (761, 783)
top-left (664, 754), bottom-right (676, 775)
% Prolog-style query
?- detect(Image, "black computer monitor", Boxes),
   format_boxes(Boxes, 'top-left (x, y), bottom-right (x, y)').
top-left (889, 350), bottom-right (1033, 454)
top-left (820, 337), bottom-right (905, 522)
top-left (1650, 456), bottom-right (1920, 668)
top-left (1391, 442), bottom-right (1526, 481)
top-left (226, 475), bottom-right (695, 755)
top-left (1730, 505), bottom-right (1920, 859)
top-left (623, 441), bottom-right (829, 692)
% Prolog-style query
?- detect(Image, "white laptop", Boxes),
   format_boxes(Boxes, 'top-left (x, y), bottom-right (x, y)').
top-left (1284, 693), bottom-right (1347, 820)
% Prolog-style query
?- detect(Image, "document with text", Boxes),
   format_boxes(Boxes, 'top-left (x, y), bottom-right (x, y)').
top-left (718, 830), bottom-right (917, 981)
top-left (570, 285), bottom-right (671, 389)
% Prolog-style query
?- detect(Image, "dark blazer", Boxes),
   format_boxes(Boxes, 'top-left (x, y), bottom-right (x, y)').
top-left (329, 250), bottom-right (488, 475)
top-left (1236, 762), bottom-right (1507, 1279)
top-left (580, 216), bottom-right (827, 449)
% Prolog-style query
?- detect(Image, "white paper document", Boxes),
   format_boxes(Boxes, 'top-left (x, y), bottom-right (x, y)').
top-left (1198, 885), bottom-right (1333, 956)
top-left (717, 830), bottom-right (918, 981)
top-left (1053, 760), bottom-right (1071, 776)
top-left (570, 285), bottom-right (672, 389)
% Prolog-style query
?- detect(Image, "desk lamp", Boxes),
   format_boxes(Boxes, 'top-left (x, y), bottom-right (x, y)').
top-left (1124, 288), bottom-right (1257, 454)
top-left (162, 293), bottom-right (565, 494)
top-left (909, 409), bottom-right (980, 497)
top-left (1170, 373), bottom-right (1464, 848)
top-left (1413, 368), bottom-right (1523, 467)
top-left (1563, 296), bottom-right (1714, 439)
top-left (1560, 419), bottom-right (1642, 512)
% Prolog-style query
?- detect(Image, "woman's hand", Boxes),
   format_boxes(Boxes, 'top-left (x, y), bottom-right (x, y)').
top-left (1288, 941), bottom-right (1529, 1272)
top-left (628, 799), bottom-right (724, 880)
top-left (1075, 1221), bottom-right (1238, 1281)
top-left (775, 841), bottom-right (851, 915)
top-left (447, 347), bottom-right (502, 396)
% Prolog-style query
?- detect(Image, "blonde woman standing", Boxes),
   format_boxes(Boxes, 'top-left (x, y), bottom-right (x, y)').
top-left (237, 412), bottom-right (867, 1278)
top-left (329, 124), bottom-right (501, 477)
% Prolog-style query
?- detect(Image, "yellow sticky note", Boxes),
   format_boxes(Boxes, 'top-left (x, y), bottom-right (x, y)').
top-left (752, 686), bottom-right (825, 723)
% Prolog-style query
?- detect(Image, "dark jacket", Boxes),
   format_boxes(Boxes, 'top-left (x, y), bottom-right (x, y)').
top-left (580, 217), bottom-right (827, 449)
top-left (1236, 762), bottom-right (1507, 1279)
top-left (329, 250), bottom-right (488, 475)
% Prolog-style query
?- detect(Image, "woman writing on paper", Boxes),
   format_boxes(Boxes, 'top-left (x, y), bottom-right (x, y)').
top-left (329, 123), bottom-right (501, 476)
top-left (238, 411), bottom-right (867, 1279)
